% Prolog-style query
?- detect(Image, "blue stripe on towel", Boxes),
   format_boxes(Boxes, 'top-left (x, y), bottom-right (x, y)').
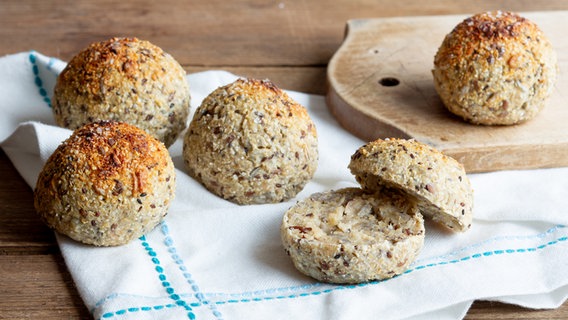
top-left (28, 51), bottom-right (52, 108)
top-left (205, 231), bottom-right (568, 306)
top-left (160, 222), bottom-right (224, 320)
top-left (95, 221), bottom-right (567, 319)
top-left (99, 236), bottom-right (200, 319)
top-left (140, 234), bottom-right (197, 319)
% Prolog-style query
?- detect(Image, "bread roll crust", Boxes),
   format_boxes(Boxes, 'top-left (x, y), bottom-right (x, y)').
top-left (433, 11), bottom-right (557, 125)
top-left (349, 138), bottom-right (473, 232)
top-left (52, 37), bottom-right (190, 147)
top-left (34, 121), bottom-right (175, 246)
top-left (183, 78), bottom-right (318, 205)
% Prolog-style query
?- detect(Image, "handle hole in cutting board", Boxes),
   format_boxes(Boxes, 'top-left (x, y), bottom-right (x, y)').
top-left (379, 77), bottom-right (400, 87)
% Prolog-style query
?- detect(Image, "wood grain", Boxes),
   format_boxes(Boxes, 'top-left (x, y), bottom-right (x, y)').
top-left (2, 1), bottom-right (568, 67)
top-left (0, 150), bottom-right (90, 319)
top-left (0, 254), bottom-right (90, 319)
top-left (0, 151), bottom-right (56, 254)
top-left (187, 66), bottom-right (328, 95)
top-left (1, 1), bottom-right (568, 319)
top-left (327, 11), bottom-right (568, 173)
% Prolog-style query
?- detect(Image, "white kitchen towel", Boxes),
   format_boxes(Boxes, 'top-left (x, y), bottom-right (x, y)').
top-left (1, 51), bottom-right (567, 320)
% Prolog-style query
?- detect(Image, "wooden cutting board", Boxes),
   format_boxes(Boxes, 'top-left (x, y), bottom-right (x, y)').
top-left (326, 11), bottom-right (568, 173)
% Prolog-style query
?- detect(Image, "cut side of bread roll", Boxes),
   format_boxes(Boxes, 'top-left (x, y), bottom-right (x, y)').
top-left (281, 188), bottom-right (424, 284)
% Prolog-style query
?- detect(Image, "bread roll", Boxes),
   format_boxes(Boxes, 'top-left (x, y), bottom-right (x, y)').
top-left (349, 138), bottom-right (473, 232)
top-left (281, 188), bottom-right (424, 284)
top-left (433, 11), bottom-right (557, 125)
top-left (183, 78), bottom-right (318, 205)
top-left (34, 121), bottom-right (175, 246)
top-left (52, 37), bottom-right (190, 147)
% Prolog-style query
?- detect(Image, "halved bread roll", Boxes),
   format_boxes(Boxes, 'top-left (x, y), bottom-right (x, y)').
top-left (281, 188), bottom-right (424, 284)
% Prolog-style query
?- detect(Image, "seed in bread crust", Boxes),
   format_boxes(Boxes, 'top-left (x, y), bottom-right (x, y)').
top-left (34, 121), bottom-right (176, 246)
top-left (349, 138), bottom-right (473, 232)
top-left (183, 78), bottom-right (318, 205)
top-left (52, 37), bottom-right (191, 147)
top-left (281, 188), bottom-right (424, 284)
top-left (433, 11), bottom-right (557, 125)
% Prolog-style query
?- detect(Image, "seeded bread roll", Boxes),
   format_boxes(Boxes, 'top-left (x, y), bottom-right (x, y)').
top-left (433, 11), bottom-right (557, 125)
top-left (34, 121), bottom-right (176, 246)
top-left (349, 138), bottom-right (473, 232)
top-left (183, 78), bottom-right (318, 205)
top-left (52, 37), bottom-right (191, 147)
top-left (281, 188), bottom-right (424, 284)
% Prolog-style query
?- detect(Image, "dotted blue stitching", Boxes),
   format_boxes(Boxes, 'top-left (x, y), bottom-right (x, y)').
top-left (92, 293), bottom-right (185, 314)
top-left (160, 222), bottom-right (224, 320)
top-left (210, 283), bottom-right (366, 306)
top-left (414, 224), bottom-right (566, 265)
top-left (100, 303), bottom-right (179, 319)
top-left (97, 236), bottom-right (197, 320)
top-left (28, 51), bottom-right (52, 108)
top-left (404, 236), bottom-right (568, 275)
top-left (200, 234), bottom-right (568, 306)
top-left (141, 235), bottom-right (197, 320)
top-left (93, 228), bottom-right (568, 317)
top-left (204, 282), bottom-right (324, 300)
top-left (200, 224), bottom-right (565, 299)
top-left (46, 57), bottom-right (59, 73)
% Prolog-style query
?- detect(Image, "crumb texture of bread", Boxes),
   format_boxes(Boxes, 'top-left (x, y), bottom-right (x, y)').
top-left (52, 37), bottom-right (191, 147)
top-left (183, 78), bottom-right (318, 205)
top-left (433, 11), bottom-right (557, 125)
top-left (349, 138), bottom-right (473, 232)
top-left (281, 188), bottom-right (424, 284)
top-left (34, 121), bottom-right (176, 246)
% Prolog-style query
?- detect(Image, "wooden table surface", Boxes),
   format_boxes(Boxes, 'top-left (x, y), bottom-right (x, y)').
top-left (1, 1), bottom-right (567, 319)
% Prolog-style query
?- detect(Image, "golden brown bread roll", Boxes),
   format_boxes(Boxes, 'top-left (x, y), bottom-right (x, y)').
top-left (34, 121), bottom-right (175, 246)
top-left (52, 37), bottom-right (190, 147)
top-left (433, 11), bottom-right (557, 125)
